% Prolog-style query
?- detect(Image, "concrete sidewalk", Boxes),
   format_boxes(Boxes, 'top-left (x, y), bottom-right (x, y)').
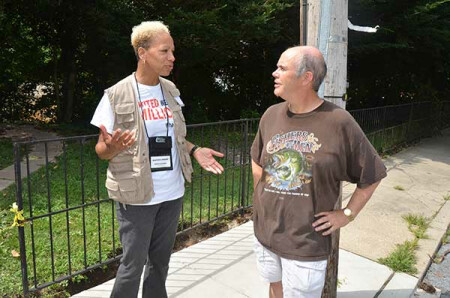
top-left (73, 222), bottom-right (422, 298)
top-left (0, 125), bottom-right (62, 191)
top-left (73, 129), bottom-right (450, 297)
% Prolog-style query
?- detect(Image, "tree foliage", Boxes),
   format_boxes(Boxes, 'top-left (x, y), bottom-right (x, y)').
top-left (0, 0), bottom-right (297, 123)
top-left (347, 0), bottom-right (450, 109)
top-left (0, 0), bottom-right (448, 123)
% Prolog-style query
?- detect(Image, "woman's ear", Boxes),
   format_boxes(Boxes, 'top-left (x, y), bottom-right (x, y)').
top-left (137, 47), bottom-right (146, 61)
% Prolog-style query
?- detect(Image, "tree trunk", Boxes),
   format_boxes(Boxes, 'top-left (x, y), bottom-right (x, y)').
top-left (58, 31), bottom-right (77, 123)
top-left (53, 46), bottom-right (61, 120)
top-left (63, 66), bottom-right (76, 122)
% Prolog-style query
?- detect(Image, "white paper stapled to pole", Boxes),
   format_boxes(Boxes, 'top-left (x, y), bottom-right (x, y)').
top-left (348, 20), bottom-right (379, 33)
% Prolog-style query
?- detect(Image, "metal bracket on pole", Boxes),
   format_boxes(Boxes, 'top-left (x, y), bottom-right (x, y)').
top-left (324, 94), bottom-right (348, 101)
top-left (328, 35), bottom-right (347, 43)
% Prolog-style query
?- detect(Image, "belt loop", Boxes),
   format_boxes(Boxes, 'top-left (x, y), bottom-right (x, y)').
top-left (122, 203), bottom-right (127, 210)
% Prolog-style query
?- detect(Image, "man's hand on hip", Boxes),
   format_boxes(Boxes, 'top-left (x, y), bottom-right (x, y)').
top-left (312, 210), bottom-right (351, 236)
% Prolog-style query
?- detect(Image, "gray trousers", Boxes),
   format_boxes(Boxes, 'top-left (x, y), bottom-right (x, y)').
top-left (111, 198), bottom-right (182, 298)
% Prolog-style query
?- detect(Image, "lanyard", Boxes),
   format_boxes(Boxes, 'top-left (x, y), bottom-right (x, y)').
top-left (134, 73), bottom-right (170, 138)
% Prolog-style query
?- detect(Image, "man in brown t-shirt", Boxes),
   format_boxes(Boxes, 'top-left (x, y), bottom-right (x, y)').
top-left (251, 46), bottom-right (386, 298)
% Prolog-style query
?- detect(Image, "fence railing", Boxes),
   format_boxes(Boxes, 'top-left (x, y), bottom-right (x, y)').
top-left (10, 101), bottom-right (450, 296)
top-left (349, 101), bottom-right (450, 153)
top-left (11, 118), bottom-right (259, 295)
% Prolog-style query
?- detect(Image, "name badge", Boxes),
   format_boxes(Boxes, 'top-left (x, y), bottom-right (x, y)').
top-left (148, 136), bottom-right (173, 172)
top-left (150, 155), bottom-right (171, 169)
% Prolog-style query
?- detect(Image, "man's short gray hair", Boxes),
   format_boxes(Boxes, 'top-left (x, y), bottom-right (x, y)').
top-left (295, 52), bottom-right (327, 91)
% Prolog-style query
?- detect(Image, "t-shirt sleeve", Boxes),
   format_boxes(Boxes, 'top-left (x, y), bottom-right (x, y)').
top-left (251, 126), bottom-right (264, 167)
top-left (346, 136), bottom-right (387, 188)
top-left (90, 93), bottom-right (115, 134)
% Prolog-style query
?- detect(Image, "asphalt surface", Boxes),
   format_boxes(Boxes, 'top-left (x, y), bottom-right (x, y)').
top-left (420, 230), bottom-right (450, 297)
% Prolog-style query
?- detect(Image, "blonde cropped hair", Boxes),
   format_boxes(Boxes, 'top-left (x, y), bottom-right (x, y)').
top-left (131, 21), bottom-right (170, 57)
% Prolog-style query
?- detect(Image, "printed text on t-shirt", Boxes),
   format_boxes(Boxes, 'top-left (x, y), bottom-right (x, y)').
top-left (138, 98), bottom-right (173, 121)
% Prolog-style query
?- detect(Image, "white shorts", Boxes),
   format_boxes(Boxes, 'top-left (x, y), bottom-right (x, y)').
top-left (254, 237), bottom-right (327, 298)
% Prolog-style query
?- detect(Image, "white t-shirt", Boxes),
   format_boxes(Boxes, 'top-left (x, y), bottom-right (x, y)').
top-left (90, 78), bottom-right (185, 205)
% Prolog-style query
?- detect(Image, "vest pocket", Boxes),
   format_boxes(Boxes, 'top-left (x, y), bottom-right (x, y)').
top-left (105, 179), bottom-right (120, 201)
top-left (118, 178), bottom-right (137, 202)
top-left (109, 156), bottom-right (134, 173)
top-left (105, 177), bottom-right (138, 203)
top-left (116, 103), bottom-right (135, 129)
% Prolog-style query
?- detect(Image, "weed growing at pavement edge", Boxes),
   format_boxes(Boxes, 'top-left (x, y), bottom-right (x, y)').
top-left (443, 229), bottom-right (450, 245)
top-left (403, 214), bottom-right (430, 239)
top-left (394, 185), bottom-right (405, 191)
top-left (378, 240), bottom-right (418, 274)
top-left (379, 213), bottom-right (430, 274)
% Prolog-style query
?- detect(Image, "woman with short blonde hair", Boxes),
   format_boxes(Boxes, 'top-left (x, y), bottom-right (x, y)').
top-left (91, 20), bottom-right (224, 297)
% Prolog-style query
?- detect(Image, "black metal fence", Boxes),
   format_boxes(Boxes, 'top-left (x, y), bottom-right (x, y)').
top-left (11, 101), bottom-right (450, 295)
top-left (12, 118), bottom-right (259, 295)
top-left (350, 101), bottom-right (450, 153)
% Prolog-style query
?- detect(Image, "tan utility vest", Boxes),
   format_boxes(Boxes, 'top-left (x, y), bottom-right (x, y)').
top-left (104, 74), bottom-right (193, 204)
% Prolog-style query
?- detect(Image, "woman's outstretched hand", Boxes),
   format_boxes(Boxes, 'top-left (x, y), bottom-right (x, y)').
top-left (193, 148), bottom-right (224, 174)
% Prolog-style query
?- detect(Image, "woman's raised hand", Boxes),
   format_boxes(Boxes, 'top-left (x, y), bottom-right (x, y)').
top-left (99, 125), bottom-right (136, 153)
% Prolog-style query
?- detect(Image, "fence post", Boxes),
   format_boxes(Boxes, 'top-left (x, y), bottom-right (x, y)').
top-left (381, 106), bottom-right (387, 152)
top-left (406, 103), bottom-right (415, 142)
top-left (14, 143), bottom-right (29, 296)
top-left (442, 101), bottom-right (450, 129)
top-left (240, 120), bottom-right (249, 215)
top-left (437, 101), bottom-right (443, 131)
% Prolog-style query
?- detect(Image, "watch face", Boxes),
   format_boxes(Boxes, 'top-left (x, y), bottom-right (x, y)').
top-left (344, 208), bottom-right (352, 216)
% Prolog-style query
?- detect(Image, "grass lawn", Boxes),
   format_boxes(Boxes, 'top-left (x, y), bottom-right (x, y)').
top-left (0, 130), bottom-right (253, 296)
top-left (0, 138), bottom-right (14, 170)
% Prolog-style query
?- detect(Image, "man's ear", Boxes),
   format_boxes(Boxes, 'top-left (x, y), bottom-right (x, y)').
top-left (302, 71), bottom-right (314, 86)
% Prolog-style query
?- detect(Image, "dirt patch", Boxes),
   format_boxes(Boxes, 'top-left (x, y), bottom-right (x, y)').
top-left (173, 210), bottom-right (252, 252)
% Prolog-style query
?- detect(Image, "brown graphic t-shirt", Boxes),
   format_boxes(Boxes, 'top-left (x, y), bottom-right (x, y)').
top-left (251, 100), bottom-right (387, 261)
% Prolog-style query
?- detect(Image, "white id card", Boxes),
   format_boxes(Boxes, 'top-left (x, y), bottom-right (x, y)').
top-left (150, 155), bottom-right (171, 169)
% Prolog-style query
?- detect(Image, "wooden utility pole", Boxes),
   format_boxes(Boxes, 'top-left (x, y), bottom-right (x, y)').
top-left (306, 0), bottom-right (348, 109)
top-left (300, 1), bottom-right (349, 297)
